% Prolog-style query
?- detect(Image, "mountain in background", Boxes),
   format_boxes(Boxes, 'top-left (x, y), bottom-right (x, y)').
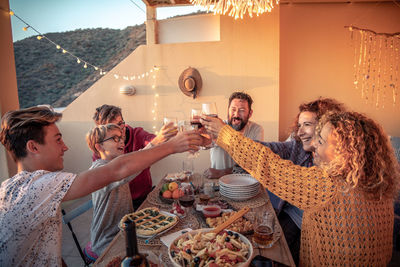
top-left (13, 24), bottom-right (146, 108)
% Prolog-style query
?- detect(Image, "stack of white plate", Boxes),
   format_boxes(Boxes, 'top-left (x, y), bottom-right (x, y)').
top-left (219, 174), bottom-right (260, 201)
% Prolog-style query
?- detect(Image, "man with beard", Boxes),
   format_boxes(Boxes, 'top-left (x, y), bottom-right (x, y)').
top-left (203, 92), bottom-right (264, 178)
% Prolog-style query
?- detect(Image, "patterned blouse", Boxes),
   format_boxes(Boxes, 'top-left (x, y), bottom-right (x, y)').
top-left (217, 125), bottom-right (393, 266)
top-left (0, 170), bottom-right (76, 266)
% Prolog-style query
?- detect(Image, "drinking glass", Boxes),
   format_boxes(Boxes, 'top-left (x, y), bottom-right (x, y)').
top-left (179, 121), bottom-right (200, 158)
top-left (201, 102), bottom-right (218, 117)
top-left (252, 210), bottom-right (275, 248)
top-left (190, 108), bottom-right (202, 129)
top-left (163, 117), bottom-right (177, 126)
top-left (182, 157), bottom-right (194, 179)
top-left (178, 183), bottom-right (195, 216)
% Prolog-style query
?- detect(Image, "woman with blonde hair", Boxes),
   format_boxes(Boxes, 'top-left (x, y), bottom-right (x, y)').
top-left (202, 111), bottom-right (399, 266)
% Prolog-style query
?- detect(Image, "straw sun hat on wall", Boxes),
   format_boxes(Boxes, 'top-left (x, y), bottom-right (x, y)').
top-left (178, 67), bottom-right (202, 99)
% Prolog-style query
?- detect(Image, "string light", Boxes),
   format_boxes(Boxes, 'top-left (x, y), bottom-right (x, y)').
top-left (6, 9), bottom-right (160, 79)
top-left (6, 8), bottom-right (164, 130)
top-left (346, 25), bottom-right (400, 108)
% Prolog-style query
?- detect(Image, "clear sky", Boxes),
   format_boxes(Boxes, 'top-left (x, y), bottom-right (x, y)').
top-left (10, 0), bottom-right (206, 42)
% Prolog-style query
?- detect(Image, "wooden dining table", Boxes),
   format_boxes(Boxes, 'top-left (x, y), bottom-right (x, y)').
top-left (93, 174), bottom-right (295, 267)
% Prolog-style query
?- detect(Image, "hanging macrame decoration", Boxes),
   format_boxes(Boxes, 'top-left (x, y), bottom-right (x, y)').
top-left (346, 26), bottom-right (400, 108)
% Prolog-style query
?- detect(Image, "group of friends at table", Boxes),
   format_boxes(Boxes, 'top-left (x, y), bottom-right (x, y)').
top-left (0, 91), bottom-right (399, 266)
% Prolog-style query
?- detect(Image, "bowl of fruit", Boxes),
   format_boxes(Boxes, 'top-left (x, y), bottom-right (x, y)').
top-left (159, 182), bottom-right (184, 204)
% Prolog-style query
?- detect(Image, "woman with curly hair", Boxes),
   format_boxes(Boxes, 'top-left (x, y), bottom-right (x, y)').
top-left (202, 111), bottom-right (399, 266)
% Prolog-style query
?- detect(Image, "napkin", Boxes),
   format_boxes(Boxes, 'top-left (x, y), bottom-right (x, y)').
top-left (160, 228), bottom-right (192, 247)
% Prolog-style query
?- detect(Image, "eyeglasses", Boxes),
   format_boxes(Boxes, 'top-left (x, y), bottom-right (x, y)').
top-left (116, 120), bottom-right (125, 127)
top-left (100, 135), bottom-right (124, 144)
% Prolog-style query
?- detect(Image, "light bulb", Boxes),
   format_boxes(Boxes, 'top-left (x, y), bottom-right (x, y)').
top-left (155, 93), bottom-right (159, 97)
top-left (146, 72), bottom-right (149, 76)
top-left (84, 63), bottom-right (87, 68)
top-left (23, 27), bottom-right (28, 31)
top-left (37, 36), bottom-right (42, 40)
top-left (56, 45), bottom-right (61, 49)
top-left (152, 85), bottom-right (155, 89)
top-left (142, 74), bottom-right (145, 78)
top-left (152, 75), bottom-right (156, 79)
top-left (9, 11), bottom-right (14, 16)
top-left (94, 66), bottom-right (98, 70)
top-left (62, 49), bottom-right (67, 53)
top-left (150, 69), bottom-right (153, 73)
top-left (152, 110), bottom-right (155, 113)
top-left (153, 126), bottom-right (156, 129)
top-left (153, 117), bottom-right (156, 121)
top-left (77, 58), bottom-right (81, 64)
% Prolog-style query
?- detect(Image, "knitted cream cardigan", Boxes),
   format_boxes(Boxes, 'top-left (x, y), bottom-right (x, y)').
top-left (217, 125), bottom-right (393, 266)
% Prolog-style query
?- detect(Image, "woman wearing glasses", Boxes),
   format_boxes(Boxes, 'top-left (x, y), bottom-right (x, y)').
top-left (92, 104), bottom-right (177, 211)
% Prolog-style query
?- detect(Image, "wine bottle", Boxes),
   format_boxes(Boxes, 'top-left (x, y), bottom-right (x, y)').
top-left (121, 220), bottom-right (149, 267)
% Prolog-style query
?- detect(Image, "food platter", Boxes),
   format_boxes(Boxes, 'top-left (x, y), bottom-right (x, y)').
top-left (168, 228), bottom-right (254, 267)
top-left (119, 208), bottom-right (179, 238)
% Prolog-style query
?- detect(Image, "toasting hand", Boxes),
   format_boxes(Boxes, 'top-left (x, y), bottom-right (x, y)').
top-left (201, 115), bottom-right (226, 140)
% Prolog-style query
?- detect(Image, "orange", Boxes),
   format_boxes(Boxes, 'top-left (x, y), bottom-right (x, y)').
top-left (172, 189), bottom-right (181, 199)
top-left (162, 190), bottom-right (172, 199)
top-left (168, 182), bottom-right (179, 191)
top-left (179, 189), bottom-right (185, 197)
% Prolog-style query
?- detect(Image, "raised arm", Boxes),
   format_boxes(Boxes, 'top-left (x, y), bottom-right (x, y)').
top-left (216, 125), bottom-right (336, 210)
top-left (63, 130), bottom-right (202, 201)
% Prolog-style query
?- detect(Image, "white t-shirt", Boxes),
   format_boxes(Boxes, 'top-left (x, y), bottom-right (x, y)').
top-left (210, 121), bottom-right (264, 169)
top-left (0, 170), bottom-right (76, 266)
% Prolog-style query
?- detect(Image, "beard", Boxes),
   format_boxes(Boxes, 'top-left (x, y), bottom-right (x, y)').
top-left (228, 116), bottom-right (249, 131)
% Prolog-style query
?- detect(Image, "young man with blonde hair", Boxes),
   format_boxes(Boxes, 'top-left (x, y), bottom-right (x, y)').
top-left (0, 106), bottom-right (202, 266)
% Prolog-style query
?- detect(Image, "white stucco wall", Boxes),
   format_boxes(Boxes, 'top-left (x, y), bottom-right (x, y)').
top-left (158, 13), bottom-right (220, 44)
top-left (59, 12), bottom-right (280, 183)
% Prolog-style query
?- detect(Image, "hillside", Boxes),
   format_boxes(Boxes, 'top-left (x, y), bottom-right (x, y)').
top-left (13, 24), bottom-right (146, 108)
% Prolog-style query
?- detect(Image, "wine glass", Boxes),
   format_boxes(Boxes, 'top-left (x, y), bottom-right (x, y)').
top-left (180, 120), bottom-right (200, 158)
top-left (201, 102), bottom-right (218, 117)
top-left (190, 108), bottom-right (202, 129)
top-left (163, 117), bottom-right (177, 126)
top-left (178, 183), bottom-right (195, 216)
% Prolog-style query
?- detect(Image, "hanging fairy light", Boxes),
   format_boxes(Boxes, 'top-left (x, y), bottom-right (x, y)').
top-left (347, 25), bottom-right (400, 108)
top-left (6, 9), bottom-right (157, 79)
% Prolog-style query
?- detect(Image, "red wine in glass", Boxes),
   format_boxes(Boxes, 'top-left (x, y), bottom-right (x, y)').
top-left (190, 121), bottom-right (202, 128)
top-left (207, 114), bottom-right (218, 118)
top-left (179, 195), bottom-right (195, 207)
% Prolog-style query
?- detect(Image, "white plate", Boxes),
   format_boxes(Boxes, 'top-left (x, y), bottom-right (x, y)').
top-left (168, 228), bottom-right (254, 267)
top-left (219, 183), bottom-right (260, 190)
top-left (219, 186), bottom-right (260, 193)
top-left (220, 189), bottom-right (259, 195)
top-left (220, 192), bottom-right (259, 201)
top-left (219, 174), bottom-right (259, 187)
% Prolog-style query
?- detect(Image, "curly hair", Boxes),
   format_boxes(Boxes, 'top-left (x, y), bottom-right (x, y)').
top-left (0, 106), bottom-right (62, 161)
top-left (86, 123), bottom-right (122, 157)
top-left (228, 92), bottom-right (253, 110)
top-left (93, 104), bottom-right (122, 125)
top-left (317, 111), bottom-right (399, 200)
top-left (291, 98), bottom-right (345, 138)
